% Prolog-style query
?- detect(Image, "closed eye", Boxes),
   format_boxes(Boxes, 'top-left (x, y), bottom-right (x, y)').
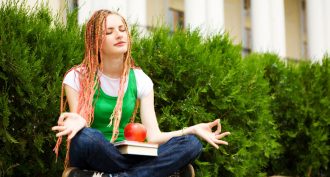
top-left (106, 26), bottom-right (126, 35)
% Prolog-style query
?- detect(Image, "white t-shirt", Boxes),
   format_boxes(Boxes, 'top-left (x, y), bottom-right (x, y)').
top-left (63, 68), bottom-right (153, 99)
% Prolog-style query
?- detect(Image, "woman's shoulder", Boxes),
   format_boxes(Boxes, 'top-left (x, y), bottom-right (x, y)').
top-left (62, 66), bottom-right (84, 91)
top-left (132, 68), bottom-right (149, 78)
top-left (64, 65), bottom-right (86, 77)
top-left (132, 68), bottom-right (153, 98)
top-left (132, 68), bottom-right (154, 83)
top-left (68, 65), bottom-right (85, 73)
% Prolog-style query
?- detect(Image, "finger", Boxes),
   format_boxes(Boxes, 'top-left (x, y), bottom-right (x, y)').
top-left (214, 119), bottom-right (222, 134)
top-left (52, 125), bottom-right (66, 132)
top-left (68, 130), bottom-right (78, 140)
top-left (213, 139), bottom-right (229, 145)
top-left (56, 129), bottom-right (72, 137)
top-left (208, 119), bottom-right (219, 128)
top-left (205, 137), bottom-right (219, 149)
top-left (57, 112), bottom-right (69, 125)
top-left (215, 132), bottom-right (231, 139)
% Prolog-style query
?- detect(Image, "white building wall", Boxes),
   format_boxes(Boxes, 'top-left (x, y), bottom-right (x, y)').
top-left (78, 0), bottom-right (128, 25)
top-left (205, 0), bottom-right (224, 35)
top-left (251, 0), bottom-right (286, 58)
top-left (184, 0), bottom-right (206, 32)
top-left (0, 0), bottom-right (66, 22)
top-left (77, 0), bottom-right (147, 34)
top-left (306, 0), bottom-right (326, 62)
top-left (270, 0), bottom-right (286, 58)
top-left (127, 0), bottom-right (147, 34)
top-left (77, 0), bottom-right (91, 25)
top-left (184, 0), bottom-right (224, 35)
top-left (251, 0), bottom-right (272, 53)
top-left (2, 0), bottom-right (330, 61)
top-left (324, 0), bottom-right (330, 57)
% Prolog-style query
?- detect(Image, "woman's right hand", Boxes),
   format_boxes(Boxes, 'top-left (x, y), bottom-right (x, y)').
top-left (52, 112), bottom-right (87, 140)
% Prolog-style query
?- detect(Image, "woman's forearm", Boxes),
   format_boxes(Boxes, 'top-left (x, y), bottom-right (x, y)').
top-left (147, 126), bottom-right (196, 144)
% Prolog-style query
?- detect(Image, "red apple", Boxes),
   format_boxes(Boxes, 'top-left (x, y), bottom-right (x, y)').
top-left (124, 123), bottom-right (147, 142)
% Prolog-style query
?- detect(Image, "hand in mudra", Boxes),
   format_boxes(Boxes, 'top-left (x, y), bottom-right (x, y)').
top-left (193, 119), bottom-right (230, 149)
top-left (52, 112), bottom-right (86, 140)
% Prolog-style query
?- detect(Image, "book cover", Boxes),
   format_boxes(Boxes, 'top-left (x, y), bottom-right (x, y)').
top-left (114, 140), bottom-right (159, 156)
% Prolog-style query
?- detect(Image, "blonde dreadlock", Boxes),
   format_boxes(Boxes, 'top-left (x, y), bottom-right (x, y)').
top-left (54, 9), bottom-right (139, 167)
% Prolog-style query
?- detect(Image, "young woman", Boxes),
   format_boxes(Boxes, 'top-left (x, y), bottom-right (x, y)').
top-left (52, 9), bottom-right (230, 177)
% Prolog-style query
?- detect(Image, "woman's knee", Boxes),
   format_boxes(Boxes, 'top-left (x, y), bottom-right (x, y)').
top-left (184, 135), bottom-right (203, 158)
top-left (69, 128), bottom-right (100, 167)
top-left (71, 128), bottom-right (102, 147)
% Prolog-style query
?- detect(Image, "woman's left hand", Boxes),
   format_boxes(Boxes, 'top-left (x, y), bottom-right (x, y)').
top-left (192, 119), bottom-right (230, 149)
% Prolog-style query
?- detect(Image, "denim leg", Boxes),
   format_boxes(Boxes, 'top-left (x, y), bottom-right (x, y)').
top-left (69, 128), bottom-right (133, 173)
top-left (70, 129), bottom-right (202, 177)
top-left (125, 135), bottom-right (203, 177)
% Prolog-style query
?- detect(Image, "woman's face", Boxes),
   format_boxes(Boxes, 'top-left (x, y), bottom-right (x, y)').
top-left (101, 14), bottom-right (128, 57)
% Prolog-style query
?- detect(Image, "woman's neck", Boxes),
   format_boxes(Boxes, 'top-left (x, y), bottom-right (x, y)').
top-left (101, 56), bottom-right (124, 79)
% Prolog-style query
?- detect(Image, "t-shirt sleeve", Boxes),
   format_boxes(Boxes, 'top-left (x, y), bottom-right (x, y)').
top-left (63, 69), bottom-right (80, 92)
top-left (134, 69), bottom-right (153, 99)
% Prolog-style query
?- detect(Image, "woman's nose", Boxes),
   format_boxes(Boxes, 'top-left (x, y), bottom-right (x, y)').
top-left (115, 30), bottom-right (123, 39)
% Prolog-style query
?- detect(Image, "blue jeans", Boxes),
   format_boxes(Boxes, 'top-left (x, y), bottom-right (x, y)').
top-left (69, 128), bottom-right (203, 177)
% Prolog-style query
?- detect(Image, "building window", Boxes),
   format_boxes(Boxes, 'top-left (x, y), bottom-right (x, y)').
top-left (242, 0), bottom-right (252, 55)
top-left (168, 8), bottom-right (184, 32)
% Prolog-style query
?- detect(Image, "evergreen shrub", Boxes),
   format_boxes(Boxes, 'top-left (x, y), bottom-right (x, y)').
top-left (244, 53), bottom-right (330, 177)
top-left (132, 28), bottom-right (281, 177)
top-left (0, 1), bottom-right (84, 176)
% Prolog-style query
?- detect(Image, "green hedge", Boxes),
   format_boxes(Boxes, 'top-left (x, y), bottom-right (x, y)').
top-left (244, 54), bottom-right (330, 177)
top-left (0, 2), bottom-right (84, 176)
top-left (0, 2), bottom-right (329, 177)
top-left (131, 28), bottom-right (281, 177)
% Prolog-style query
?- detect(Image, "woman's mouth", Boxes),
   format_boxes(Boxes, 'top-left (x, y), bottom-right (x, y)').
top-left (114, 42), bottom-right (126, 46)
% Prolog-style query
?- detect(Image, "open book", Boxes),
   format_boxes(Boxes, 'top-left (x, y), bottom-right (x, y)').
top-left (114, 140), bottom-right (159, 156)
